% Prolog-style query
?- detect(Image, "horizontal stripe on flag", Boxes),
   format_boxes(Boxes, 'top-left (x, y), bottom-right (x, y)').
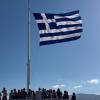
top-left (40, 33), bottom-right (81, 42)
top-left (36, 19), bottom-right (56, 23)
top-left (36, 15), bottom-right (81, 24)
top-left (56, 20), bottom-right (82, 26)
top-left (57, 24), bottom-right (82, 28)
top-left (54, 14), bottom-right (80, 19)
top-left (55, 16), bottom-right (81, 22)
top-left (40, 29), bottom-right (82, 37)
top-left (57, 10), bottom-right (79, 16)
top-left (33, 10), bottom-right (79, 20)
top-left (40, 34), bottom-right (81, 45)
top-left (39, 27), bottom-right (82, 34)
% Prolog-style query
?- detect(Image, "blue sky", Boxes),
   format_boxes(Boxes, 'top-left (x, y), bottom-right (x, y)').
top-left (0, 0), bottom-right (100, 94)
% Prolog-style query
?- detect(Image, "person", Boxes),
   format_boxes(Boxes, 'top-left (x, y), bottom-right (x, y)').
top-left (13, 89), bottom-right (18, 99)
top-left (22, 88), bottom-right (27, 99)
top-left (52, 90), bottom-right (57, 98)
top-left (31, 90), bottom-right (35, 100)
top-left (0, 92), bottom-right (2, 100)
top-left (2, 88), bottom-right (8, 100)
top-left (63, 91), bottom-right (69, 99)
top-left (48, 89), bottom-right (52, 98)
top-left (57, 88), bottom-right (62, 98)
top-left (42, 88), bottom-right (47, 99)
top-left (71, 92), bottom-right (76, 100)
top-left (9, 90), bottom-right (13, 100)
top-left (17, 90), bottom-right (21, 99)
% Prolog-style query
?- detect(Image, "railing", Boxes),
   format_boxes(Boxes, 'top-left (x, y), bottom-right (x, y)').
top-left (3, 98), bottom-right (71, 100)
top-left (9, 99), bottom-right (70, 100)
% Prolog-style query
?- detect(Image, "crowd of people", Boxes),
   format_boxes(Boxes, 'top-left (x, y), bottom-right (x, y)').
top-left (0, 88), bottom-right (76, 100)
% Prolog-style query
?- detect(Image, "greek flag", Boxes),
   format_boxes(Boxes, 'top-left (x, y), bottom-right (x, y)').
top-left (33, 10), bottom-right (82, 46)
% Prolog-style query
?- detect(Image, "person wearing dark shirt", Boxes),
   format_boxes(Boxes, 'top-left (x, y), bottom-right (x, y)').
top-left (22, 88), bottom-right (27, 99)
top-left (42, 89), bottom-right (47, 98)
top-left (17, 90), bottom-right (21, 99)
top-left (71, 92), bottom-right (76, 100)
top-left (9, 90), bottom-right (13, 100)
top-left (57, 88), bottom-right (62, 98)
top-left (13, 89), bottom-right (18, 99)
top-left (0, 92), bottom-right (1, 100)
top-left (52, 90), bottom-right (57, 98)
top-left (63, 91), bottom-right (69, 99)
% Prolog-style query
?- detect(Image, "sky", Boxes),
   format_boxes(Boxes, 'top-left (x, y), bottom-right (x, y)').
top-left (0, 0), bottom-right (100, 95)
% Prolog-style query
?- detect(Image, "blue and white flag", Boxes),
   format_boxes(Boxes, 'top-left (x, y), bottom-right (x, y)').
top-left (33, 10), bottom-right (83, 46)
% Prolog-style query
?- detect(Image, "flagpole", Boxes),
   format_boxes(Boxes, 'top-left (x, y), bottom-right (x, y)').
top-left (27, 0), bottom-right (30, 94)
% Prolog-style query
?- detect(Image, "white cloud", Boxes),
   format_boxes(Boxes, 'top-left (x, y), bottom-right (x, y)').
top-left (86, 79), bottom-right (99, 84)
top-left (52, 84), bottom-right (66, 89)
top-left (74, 85), bottom-right (82, 89)
top-left (82, 79), bottom-right (100, 85)
top-left (96, 93), bottom-right (100, 95)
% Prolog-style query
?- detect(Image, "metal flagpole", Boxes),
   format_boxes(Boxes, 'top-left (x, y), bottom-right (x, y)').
top-left (27, 0), bottom-right (30, 94)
